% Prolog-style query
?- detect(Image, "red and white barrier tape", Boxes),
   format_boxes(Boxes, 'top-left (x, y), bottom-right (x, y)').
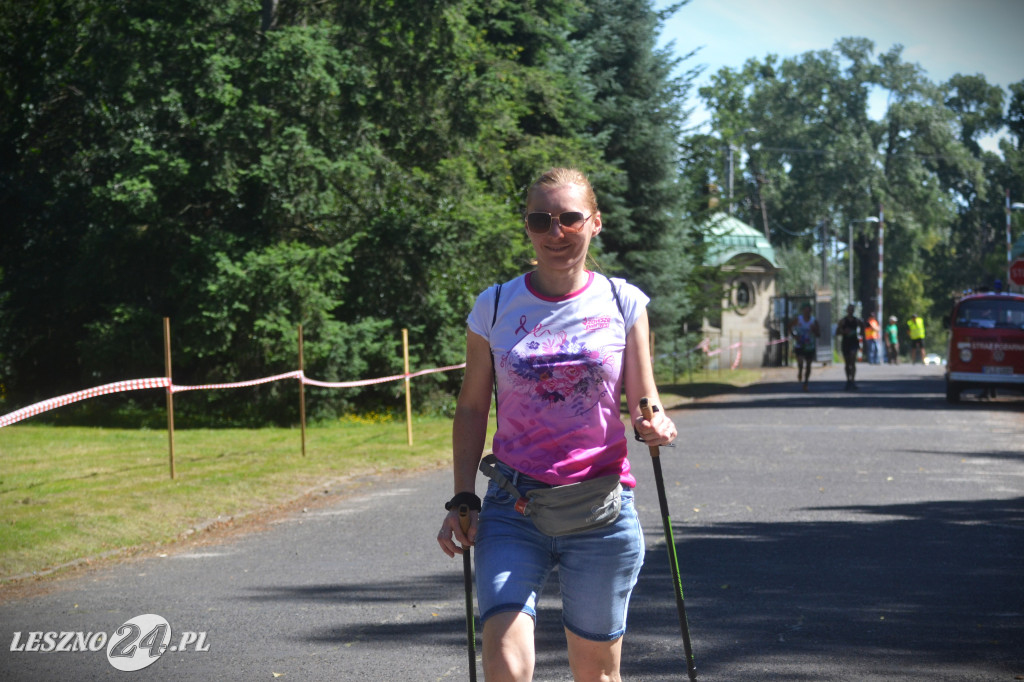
top-left (682, 336), bottom-right (787, 358)
top-left (170, 370), bottom-right (304, 394)
top-left (0, 378), bottom-right (171, 428)
top-left (682, 337), bottom-right (712, 355)
top-left (0, 363), bottom-right (469, 428)
top-left (3, 336), bottom-right (796, 428)
top-left (705, 341), bottom-right (743, 358)
top-left (302, 363), bottom-right (467, 388)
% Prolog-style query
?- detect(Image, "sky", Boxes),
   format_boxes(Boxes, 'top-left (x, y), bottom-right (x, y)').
top-left (653, 0), bottom-right (1024, 150)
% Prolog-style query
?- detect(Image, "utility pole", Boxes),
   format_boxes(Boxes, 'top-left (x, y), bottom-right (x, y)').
top-left (820, 219), bottom-right (829, 289)
top-left (877, 205), bottom-right (885, 324)
top-left (724, 144), bottom-right (735, 215)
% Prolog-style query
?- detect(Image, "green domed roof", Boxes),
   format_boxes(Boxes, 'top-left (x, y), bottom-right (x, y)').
top-left (703, 213), bottom-right (778, 268)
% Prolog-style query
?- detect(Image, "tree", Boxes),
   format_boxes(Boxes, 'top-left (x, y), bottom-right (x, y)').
top-left (0, 0), bottom-right (371, 409)
top-left (569, 0), bottom-right (701, 339)
top-left (932, 74), bottom-right (1010, 295)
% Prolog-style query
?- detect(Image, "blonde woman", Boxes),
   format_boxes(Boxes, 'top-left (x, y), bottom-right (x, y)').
top-left (438, 168), bottom-right (677, 681)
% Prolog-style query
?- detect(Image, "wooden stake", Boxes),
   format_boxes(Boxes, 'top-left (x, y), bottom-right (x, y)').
top-left (403, 328), bottom-right (413, 446)
top-left (298, 324), bottom-right (307, 457)
top-left (163, 317), bottom-right (176, 480)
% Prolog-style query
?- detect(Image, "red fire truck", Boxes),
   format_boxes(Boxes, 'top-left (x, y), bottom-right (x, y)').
top-left (944, 291), bottom-right (1024, 403)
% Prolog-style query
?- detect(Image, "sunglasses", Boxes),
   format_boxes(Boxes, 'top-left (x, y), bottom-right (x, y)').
top-left (525, 211), bottom-right (592, 234)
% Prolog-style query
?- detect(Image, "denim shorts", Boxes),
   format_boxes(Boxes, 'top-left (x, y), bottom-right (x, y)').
top-left (474, 461), bottom-right (645, 641)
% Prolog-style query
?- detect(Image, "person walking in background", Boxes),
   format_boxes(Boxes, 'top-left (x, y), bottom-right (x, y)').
top-left (864, 313), bottom-right (881, 364)
top-left (437, 167), bottom-right (678, 682)
top-left (907, 314), bottom-right (926, 364)
top-left (791, 302), bottom-right (820, 391)
top-left (885, 315), bottom-right (900, 365)
top-left (836, 304), bottom-right (864, 390)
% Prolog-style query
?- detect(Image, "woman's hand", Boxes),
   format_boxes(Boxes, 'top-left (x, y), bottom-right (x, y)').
top-left (633, 407), bottom-right (678, 448)
top-left (437, 508), bottom-right (478, 558)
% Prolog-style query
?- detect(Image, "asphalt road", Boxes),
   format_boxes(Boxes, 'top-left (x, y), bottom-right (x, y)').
top-left (1, 362), bottom-right (1022, 681)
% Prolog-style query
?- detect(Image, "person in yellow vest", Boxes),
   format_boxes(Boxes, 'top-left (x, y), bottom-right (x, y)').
top-left (907, 314), bottom-right (926, 364)
top-left (864, 314), bottom-right (881, 364)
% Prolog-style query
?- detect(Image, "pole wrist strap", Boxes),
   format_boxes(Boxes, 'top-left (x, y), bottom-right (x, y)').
top-left (445, 492), bottom-right (481, 512)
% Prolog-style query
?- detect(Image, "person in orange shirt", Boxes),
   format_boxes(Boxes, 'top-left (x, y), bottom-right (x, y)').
top-left (864, 313), bottom-right (881, 364)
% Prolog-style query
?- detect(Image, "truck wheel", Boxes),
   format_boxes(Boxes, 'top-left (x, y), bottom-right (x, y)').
top-left (945, 381), bottom-right (961, 404)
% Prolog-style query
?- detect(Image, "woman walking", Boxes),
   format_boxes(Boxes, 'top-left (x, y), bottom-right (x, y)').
top-left (437, 167), bottom-right (678, 681)
top-left (791, 302), bottom-right (820, 390)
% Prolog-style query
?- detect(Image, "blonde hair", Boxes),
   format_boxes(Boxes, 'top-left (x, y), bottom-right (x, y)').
top-left (525, 167), bottom-right (598, 214)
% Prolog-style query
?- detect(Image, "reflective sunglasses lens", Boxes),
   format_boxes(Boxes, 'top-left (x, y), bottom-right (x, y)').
top-left (558, 212), bottom-right (586, 231)
top-left (526, 212), bottom-right (552, 232)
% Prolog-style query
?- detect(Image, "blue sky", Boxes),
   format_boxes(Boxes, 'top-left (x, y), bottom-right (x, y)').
top-left (654, 0), bottom-right (1024, 150)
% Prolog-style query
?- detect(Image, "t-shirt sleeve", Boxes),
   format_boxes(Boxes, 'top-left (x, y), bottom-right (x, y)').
top-left (610, 277), bottom-right (649, 333)
top-left (466, 284), bottom-right (499, 341)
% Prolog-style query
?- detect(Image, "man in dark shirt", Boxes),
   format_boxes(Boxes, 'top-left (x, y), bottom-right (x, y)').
top-left (835, 304), bottom-right (864, 390)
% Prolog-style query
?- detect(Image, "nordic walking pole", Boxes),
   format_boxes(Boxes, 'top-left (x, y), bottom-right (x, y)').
top-left (458, 505), bottom-right (478, 682)
top-left (639, 397), bottom-right (697, 681)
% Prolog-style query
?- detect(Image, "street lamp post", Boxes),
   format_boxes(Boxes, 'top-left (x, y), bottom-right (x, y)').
top-left (877, 206), bottom-right (885, 327)
top-left (725, 144), bottom-right (735, 215)
top-left (1008, 190), bottom-right (1024, 288)
top-left (722, 128), bottom-right (759, 218)
top-left (848, 216), bottom-right (879, 308)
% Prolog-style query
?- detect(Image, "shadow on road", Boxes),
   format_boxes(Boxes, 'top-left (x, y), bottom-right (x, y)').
top-left (630, 495), bottom-right (1024, 679)
top-left (666, 372), bottom-right (1024, 413)
top-left (235, 495), bottom-right (1023, 680)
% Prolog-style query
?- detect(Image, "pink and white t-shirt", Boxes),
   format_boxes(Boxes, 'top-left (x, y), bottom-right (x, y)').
top-left (467, 271), bottom-right (649, 487)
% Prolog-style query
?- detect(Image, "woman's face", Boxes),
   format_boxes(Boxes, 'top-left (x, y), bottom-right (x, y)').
top-left (525, 183), bottom-right (602, 275)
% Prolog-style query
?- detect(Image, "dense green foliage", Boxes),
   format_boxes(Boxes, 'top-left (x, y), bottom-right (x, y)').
top-left (2, 2), bottom-right (1021, 424)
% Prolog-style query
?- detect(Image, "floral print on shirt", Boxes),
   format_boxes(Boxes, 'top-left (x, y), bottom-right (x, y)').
top-left (506, 331), bottom-right (610, 416)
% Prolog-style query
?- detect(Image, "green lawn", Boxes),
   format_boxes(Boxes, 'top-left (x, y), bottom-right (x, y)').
top-left (0, 416), bottom-right (466, 582)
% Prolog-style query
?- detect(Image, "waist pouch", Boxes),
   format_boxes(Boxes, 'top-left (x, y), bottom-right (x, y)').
top-left (478, 454), bottom-right (622, 537)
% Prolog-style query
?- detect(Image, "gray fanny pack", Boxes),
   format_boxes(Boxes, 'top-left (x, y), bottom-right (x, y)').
top-left (478, 454), bottom-right (622, 537)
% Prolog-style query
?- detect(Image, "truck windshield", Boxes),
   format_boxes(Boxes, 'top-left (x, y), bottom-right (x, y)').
top-left (954, 299), bottom-right (1024, 329)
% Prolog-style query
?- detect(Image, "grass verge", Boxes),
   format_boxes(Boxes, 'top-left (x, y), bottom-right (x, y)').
top-left (0, 416), bottom-right (467, 584)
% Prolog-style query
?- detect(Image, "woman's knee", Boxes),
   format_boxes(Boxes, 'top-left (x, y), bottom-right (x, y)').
top-left (566, 629), bottom-right (622, 682)
top-left (483, 611), bottom-right (535, 682)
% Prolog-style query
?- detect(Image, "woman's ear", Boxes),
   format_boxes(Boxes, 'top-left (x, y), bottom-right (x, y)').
top-left (592, 211), bottom-right (602, 236)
